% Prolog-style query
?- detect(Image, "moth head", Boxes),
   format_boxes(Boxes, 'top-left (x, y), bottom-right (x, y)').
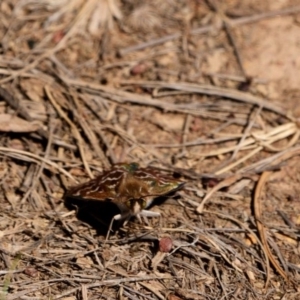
top-left (126, 198), bottom-right (147, 214)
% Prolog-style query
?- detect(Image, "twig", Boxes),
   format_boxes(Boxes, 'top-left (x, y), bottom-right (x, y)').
top-left (0, 0), bottom-right (99, 85)
top-left (119, 5), bottom-right (300, 55)
top-left (0, 87), bottom-right (75, 150)
top-left (61, 77), bottom-right (292, 119)
top-left (207, 0), bottom-right (247, 77)
top-left (119, 80), bottom-right (291, 119)
top-left (45, 86), bottom-right (94, 179)
top-left (0, 147), bottom-right (75, 180)
top-left (52, 275), bottom-right (177, 299)
top-left (20, 120), bottom-right (55, 205)
top-left (212, 106), bottom-right (263, 174)
top-left (254, 172), bottom-right (288, 285)
top-left (204, 210), bottom-right (271, 282)
top-left (72, 93), bottom-right (110, 168)
top-left (240, 145), bottom-right (300, 173)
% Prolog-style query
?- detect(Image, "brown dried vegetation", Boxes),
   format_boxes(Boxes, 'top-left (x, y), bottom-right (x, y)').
top-left (1, 0), bottom-right (300, 299)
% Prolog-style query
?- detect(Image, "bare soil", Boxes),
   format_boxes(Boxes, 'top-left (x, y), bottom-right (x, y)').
top-left (0, 0), bottom-right (300, 299)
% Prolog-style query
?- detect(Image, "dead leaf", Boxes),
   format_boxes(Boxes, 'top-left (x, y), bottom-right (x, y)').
top-left (152, 112), bottom-right (184, 131)
top-left (19, 78), bottom-right (44, 102)
top-left (76, 256), bottom-right (93, 269)
top-left (0, 114), bottom-right (40, 132)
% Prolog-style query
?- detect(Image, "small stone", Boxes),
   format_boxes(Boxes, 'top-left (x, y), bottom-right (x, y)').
top-left (159, 237), bottom-right (173, 253)
top-left (24, 267), bottom-right (38, 278)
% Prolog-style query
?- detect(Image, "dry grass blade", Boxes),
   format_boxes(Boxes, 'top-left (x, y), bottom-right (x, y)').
top-left (197, 173), bottom-right (257, 213)
top-left (0, 0), bottom-right (102, 85)
top-left (0, 114), bottom-right (40, 132)
top-left (20, 122), bottom-right (55, 205)
top-left (88, 0), bottom-right (122, 33)
top-left (52, 275), bottom-right (175, 299)
top-left (46, 86), bottom-right (94, 179)
top-left (72, 94), bottom-right (110, 168)
top-left (254, 171), bottom-right (288, 285)
top-left (204, 210), bottom-right (271, 282)
top-left (119, 4), bottom-right (300, 55)
top-left (120, 80), bottom-right (290, 119)
top-left (198, 145), bottom-right (300, 212)
top-left (0, 147), bottom-right (74, 180)
top-left (1, 1), bottom-right (300, 298)
top-left (230, 106), bottom-right (263, 161)
top-left (0, 87), bottom-right (75, 149)
top-left (240, 145), bottom-right (300, 173)
top-left (198, 123), bottom-right (298, 158)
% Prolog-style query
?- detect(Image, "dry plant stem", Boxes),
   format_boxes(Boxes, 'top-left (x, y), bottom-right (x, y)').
top-left (20, 122), bottom-right (55, 205)
top-left (231, 105), bottom-right (263, 160)
top-left (199, 122), bottom-right (298, 158)
top-left (240, 145), bottom-right (300, 174)
top-left (0, 147), bottom-right (74, 180)
top-left (204, 210), bottom-right (270, 282)
top-left (197, 173), bottom-right (257, 213)
top-left (80, 95), bottom-right (117, 163)
top-left (62, 77), bottom-right (290, 120)
top-left (254, 172), bottom-right (289, 285)
top-left (208, 0), bottom-right (247, 77)
top-left (0, 0), bottom-right (99, 85)
top-left (81, 284), bottom-right (88, 300)
top-left (223, 20), bottom-right (247, 77)
top-left (198, 147), bottom-right (300, 282)
top-left (52, 275), bottom-right (175, 300)
top-left (198, 146), bottom-right (300, 213)
top-left (139, 282), bottom-right (165, 300)
top-left (181, 114), bottom-right (192, 155)
top-left (151, 252), bottom-right (167, 270)
top-left (0, 87), bottom-right (75, 149)
top-left (122, 285), bottom-right (157, 300)
top-left (120, 80), bottom-right (289, 119)
top-left (104, 124), bottom-right (163, 160)
top-left (216, 146), bottom-right (263, 175)
top-left (252, 128), bottom-right (300, 152)
top-left (202, 71), bottom-right (267, 84)
top-left (119, 5), bottom-right (300, 55)
top-left (60, 79), bottom-right (164, 161)
top-left (45, 86), bottom-right (94, 179)
top-left (6, 288), bottom-right (43, 300)
top-left (213, 264), bottom-right (228, 300)
top-left (201, 233), bottom-right (242, 274)
top-left (0, 87), bottom-right (32, 120)
top-left (267, 235), bottom-right (289, 275)
top-left (72, 94), bottom-right (110, 168)
top-left (213, 106), bottom-right (263, 174)
top-left (146, 135), bottom-right (250, 149)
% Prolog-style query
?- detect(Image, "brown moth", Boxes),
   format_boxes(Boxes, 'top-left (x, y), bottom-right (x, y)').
top-left (66, 162), bottom-right (185, 238)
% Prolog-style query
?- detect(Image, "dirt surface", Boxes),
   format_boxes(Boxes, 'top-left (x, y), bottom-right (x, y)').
top-left (1, 1), bottom-right (300, 299)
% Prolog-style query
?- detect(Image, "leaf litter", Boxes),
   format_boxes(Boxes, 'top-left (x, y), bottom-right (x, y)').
top-left (0, 0), bottom-right (300, 299)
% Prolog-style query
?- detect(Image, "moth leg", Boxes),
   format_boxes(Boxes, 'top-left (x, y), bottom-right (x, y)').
top-left (105, 213), bottom-right (122, 242)
top-left (139, 210), bottom-right (161, 226)
top-left (136, 213), bottom-right (143, 224)
top-left (140, 210), bottom-right (161, 217)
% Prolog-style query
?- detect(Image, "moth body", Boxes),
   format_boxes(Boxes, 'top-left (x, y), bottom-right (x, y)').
top-left (66, 162), bottom-right (185, 238)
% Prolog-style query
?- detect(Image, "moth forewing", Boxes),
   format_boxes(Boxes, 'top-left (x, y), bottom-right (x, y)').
top-left (65, 162), bottom-right (185, 239)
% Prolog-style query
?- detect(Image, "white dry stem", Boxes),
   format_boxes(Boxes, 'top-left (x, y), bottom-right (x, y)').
top-left (89, 0), bottom-right (122, 34)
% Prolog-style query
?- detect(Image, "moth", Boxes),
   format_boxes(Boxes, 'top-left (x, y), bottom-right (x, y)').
top-left (65, 162), bottom-right (185, 238)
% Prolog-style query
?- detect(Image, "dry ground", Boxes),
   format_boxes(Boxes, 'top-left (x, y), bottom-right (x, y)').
top-left (1, 0), bottom-right (300, 299)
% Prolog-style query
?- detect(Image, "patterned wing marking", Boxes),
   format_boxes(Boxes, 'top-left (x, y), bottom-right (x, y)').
top-left (66, 162), bottom-right (185, 202)
top-left (133, 167), bottom-right (185, 197)
top-left (66, 165), bottom-right (129, 200)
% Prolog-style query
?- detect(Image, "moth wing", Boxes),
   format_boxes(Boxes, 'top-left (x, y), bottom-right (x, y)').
top-left (65, 165), bottom-right (128, 201)
top-left (66, 181), bottom-right (117, 201)
top-left (133, 167), bottom-right (185, 196)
